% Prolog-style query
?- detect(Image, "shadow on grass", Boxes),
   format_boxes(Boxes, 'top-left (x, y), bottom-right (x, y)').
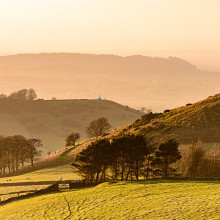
top-left (124, 179), bottom-right (220, 185)
top-left (0, 183), bottom-right (99, 206)
top-left (1, 179), bottom-right (219, 206)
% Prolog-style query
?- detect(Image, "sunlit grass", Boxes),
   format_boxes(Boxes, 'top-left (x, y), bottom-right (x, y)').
top-left (0, 180), bottom-right (219, 219)
top-left (0, 164), bottom-right (77, 183)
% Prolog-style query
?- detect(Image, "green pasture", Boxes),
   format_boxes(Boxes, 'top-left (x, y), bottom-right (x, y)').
top-left (0, 180), bottom-right (219, 219)
top-left (0, 185), bottom-right (49, 201)
top-left (0, 164), bottom-right (77, 183)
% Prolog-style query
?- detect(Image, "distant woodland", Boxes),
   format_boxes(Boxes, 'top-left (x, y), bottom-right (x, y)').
top-left (0, 88), bottom-right (37, 100)
top-left (0, 135), bottom-right (42, 175)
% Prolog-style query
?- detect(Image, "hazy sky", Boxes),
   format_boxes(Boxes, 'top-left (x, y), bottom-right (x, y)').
top-left (1, 0), bottom-right (220, 69)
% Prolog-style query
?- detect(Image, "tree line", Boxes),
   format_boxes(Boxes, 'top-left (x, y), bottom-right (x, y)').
top-left (0, 88), bottom-right (37, 100)
top-left (71, 135), bottom-right (181, 182)
top-left (72, 134), bottom-right (220, 183)
top-left (0, 135), bottom-right (42, 175)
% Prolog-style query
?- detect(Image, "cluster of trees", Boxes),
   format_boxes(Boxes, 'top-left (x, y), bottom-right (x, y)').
top-left (65, 117), bottom-right (111, 147)
top-left (0, 88), bottom-right (37, 100)
top-left (0, 135), bottom-right (42, 175)
top-left (71, 135), bottom-right (181, 182)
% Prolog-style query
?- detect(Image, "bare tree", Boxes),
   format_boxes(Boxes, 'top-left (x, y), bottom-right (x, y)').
top-left (86, 117), bottom-right (111, 138)
top-left (186, 141), bottom-right (206, 178)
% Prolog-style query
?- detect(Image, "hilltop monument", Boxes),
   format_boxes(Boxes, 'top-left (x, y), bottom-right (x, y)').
top-left (98, 94), bottom-right (102, 100)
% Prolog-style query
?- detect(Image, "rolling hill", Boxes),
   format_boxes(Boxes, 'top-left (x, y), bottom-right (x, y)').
top-left (9, 93), bottom-right (220, 176)
top-left (0, 180), bottom-right (219, 219)
top-left (0, 95), bottom-right (219, 219)
top-left (0, 99), bottom-right (142, 153)
top-left (132, 93), bottom-right (220, 145)
top-left (1, 53), bottom-right (220, 111)
top-left (67, 93), bottom-right (220, 156)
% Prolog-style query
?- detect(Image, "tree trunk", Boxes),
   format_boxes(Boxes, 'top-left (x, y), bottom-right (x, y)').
top-left (164, 157), bottom-right (168, 178)
top-left (16, 156), bottom-right (19, 171)
top-left (135, 161), bottom-right (139, 180)
top-left (95, 171), bottom-right (100, 183)
top-left (146, 157), bottom-right (150, 179)
top-left (31, 158), bottom-right (34, 167)
top-left (21, 157), bottom-right (24, 167)
top-left (126, 167), bottom-right (131, 181)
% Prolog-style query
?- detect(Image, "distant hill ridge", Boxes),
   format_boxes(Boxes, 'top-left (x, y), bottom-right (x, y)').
top-left (0, 53), bottom-right (219, 111)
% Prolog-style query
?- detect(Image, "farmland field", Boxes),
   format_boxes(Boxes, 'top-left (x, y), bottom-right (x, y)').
top-left (0, 180), bottom-right (219, 219)
top-left (0, 164), bottom-right (77, 202)
top-left (0, 164), bottom-right (77, 183)
top-left (0, 185), bottom-right (49, 202)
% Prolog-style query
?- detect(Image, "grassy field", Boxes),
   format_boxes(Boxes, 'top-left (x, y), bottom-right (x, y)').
top-left (0, 164), bottom-right (77, 183)
top-left (0, 180), bottom-right (219, 219)
top-left (0, 185), bottom-right (50, 202)
top-left (0, 164), bottom-right (77, 202)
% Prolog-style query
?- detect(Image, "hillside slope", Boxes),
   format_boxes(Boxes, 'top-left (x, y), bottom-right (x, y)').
top-left (0, 99), bottom-right (142, 152)
top-left (0, 180), bottom-right (219, 219)
top-left (132, 93), bottom-right (220, 144)
top-left (1, 53), bottom-right (220, 111)
top-left (67, 94), bottom-right (220, 157)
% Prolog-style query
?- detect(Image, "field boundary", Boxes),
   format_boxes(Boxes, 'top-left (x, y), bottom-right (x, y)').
top-left (0, 180), bottom-right (98, 205)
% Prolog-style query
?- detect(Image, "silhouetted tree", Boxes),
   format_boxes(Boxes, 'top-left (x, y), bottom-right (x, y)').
top-left (11, 135), bottom-right (27, 171)
top-left (66, 132), bottom-right (80, 146)
top-left (152, 138), bottom-right (181, 178)
top-left (86, 117), bottom-right (111, 138)
top-left (72, 134), bottom-right (155, 182)
top-left (27, 139), bottom-right (42, 167)
top-left (110, 134), bottom-right (155, 181)
top-left (8, 89), bottom-right (28, 100)
top-left (26, 88), bottom-right (37, 100)
top-left (7, 88), bottom-right (37, 100)
top-left (0, 135), bottom-right (42, 174)
top-left (72, 139), bottom-right (111, 182)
